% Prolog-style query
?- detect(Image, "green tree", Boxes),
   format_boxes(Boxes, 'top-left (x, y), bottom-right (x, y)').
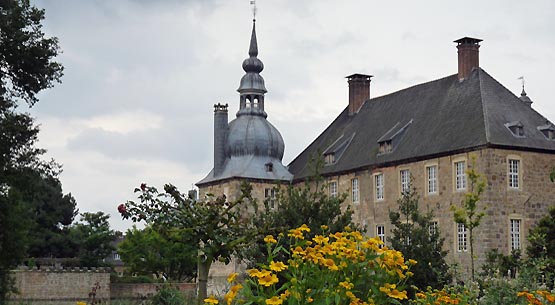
top-left (526, 206), bottom-right (555, 288)
top-left (451, 159), bottom-right (486, 281)
top-left (0, 0), bottom-right (64, 300)
top-left (242, 170), bottom-right (360, 267)
top-left (388, 181), bottom-right (451, 295)
top-left (118, 225), bottom-right (197, 282)
top-left (120, 183), bottom-right (258, 302)
top-left (71, 212), bottom-right (116, 267)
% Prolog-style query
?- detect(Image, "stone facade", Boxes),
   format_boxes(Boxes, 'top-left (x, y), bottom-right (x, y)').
top-left (320, 147), bottom-right (555, 275)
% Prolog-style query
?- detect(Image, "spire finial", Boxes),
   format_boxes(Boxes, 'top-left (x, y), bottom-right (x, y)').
top-left (250, 0), bottom-right (257, 21)
top-left (518, 76), bottom-right (526, 96)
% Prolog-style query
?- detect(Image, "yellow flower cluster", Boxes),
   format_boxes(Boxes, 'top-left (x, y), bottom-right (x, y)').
top-left (413, 287), bottom-right (471, 305)
top-left (226, 224), bottom-right (414, 305)
top-left (518, 290), bottom-right (555, 305)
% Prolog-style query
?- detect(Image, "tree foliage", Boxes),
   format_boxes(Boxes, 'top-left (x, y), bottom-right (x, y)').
top-left (120, 183), bottom-right (258, 301)
top-left (118, 225), bottom-right (197, 282)
top-left (451, 158), bottom-right (486, 281)
top-left (71, 212), bottom-right (115, 267)
top-left (242, 161), bottom-right (360, 268)
top-left (388, 181), bottom-right (451, 295)
top-left (0, 0), bottom-right (65, 301)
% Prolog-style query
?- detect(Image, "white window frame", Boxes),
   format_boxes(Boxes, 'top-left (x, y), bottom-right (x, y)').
top-left (265, 188), bottom-right (277, 209)
top-left (400, 169), bottom-right (410, 195)
top-left (429, 221), bottom-right (438, 236)
top-left (374, 173), bottom-right (384, 201)
top-left (454, 160), bottom-right (467, 191)
top-left (510, 218), bottom-right (521, 250)
top-left (329, 181), bottom-right (338, 198)
top-left (376, 225), bottom-right (385, 246)
top-left (457, 223), bottom-right (468, 252)
top-left (351, 178), bottom-right (359, 204)
top-left (508, 158), bottom-right (520, 189)
top-left (426, 165), bottom-right (438, 195)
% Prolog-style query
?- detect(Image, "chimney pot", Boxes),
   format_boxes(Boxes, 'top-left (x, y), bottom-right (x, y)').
top-left (454, 37), bottom-right (482, 81)
top-left (346, 73), bottom-right (373, 115)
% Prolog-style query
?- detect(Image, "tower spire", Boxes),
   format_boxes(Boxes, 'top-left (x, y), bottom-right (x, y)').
top-left (249, 19), bottom-right (258, 57)
top-left (237, 7), bottom-right (267, 117)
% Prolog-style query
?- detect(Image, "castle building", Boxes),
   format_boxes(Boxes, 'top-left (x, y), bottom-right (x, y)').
top-left (198, 20), bottom-right (555, 276)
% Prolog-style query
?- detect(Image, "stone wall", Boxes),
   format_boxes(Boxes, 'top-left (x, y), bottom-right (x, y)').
top-left (11, 268), bottom-right (110, 303)
top-left (110, 282), bottom-right (195, 299)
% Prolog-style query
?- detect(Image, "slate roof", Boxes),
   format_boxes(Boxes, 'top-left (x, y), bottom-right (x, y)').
top-left (288, 68), bottom-right (555, 181)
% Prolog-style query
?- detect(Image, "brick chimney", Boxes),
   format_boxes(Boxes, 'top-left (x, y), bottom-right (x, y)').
top-left (454, 37), bottom-right (482, 81)
top-left (347, 73), bottom-right (373, 115)
top-left (213, 103), bottom-right (228, 177)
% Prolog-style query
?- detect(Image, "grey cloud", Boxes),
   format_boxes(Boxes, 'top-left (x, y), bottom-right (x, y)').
top-left (66, 118), bottom-right (212, 172)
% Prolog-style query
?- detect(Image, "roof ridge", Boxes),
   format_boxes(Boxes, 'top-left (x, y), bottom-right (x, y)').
top-left (477, 68), bottom-right (491, 143)
top-left (368, 73), bottom-right (458, 102)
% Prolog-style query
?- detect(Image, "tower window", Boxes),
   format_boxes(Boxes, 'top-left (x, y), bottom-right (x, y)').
top-left (265, 162), bottom-right (273, 172)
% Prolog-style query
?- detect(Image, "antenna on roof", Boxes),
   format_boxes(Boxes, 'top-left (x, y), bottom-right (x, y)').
top-left (250, 0), bottom-right (257, 21)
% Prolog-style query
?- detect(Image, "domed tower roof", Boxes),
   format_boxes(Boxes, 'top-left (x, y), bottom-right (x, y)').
top-left (197, 19), bottom-right (293, 186)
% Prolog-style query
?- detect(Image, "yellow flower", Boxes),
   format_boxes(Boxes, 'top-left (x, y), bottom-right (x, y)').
top-left (258, 273), bottom-right (279, 286)
top-left (230, 284), bottom-right (243, 293)
top-left (227, 272), bottom-right (238, 283)
top-left (313, 235), bottom-right (329, 244)
top-left (387, 289), bottom-right (407, 300)
top-left (266, 296), bottom-right (283, 305)
top-left (408, 259), bottom-right (417, 265)
top-left (307, 297), bottom-right (314, 303)
top-left (269, 261), bottom-right (288, 272)
top-left (288, 229), bottom-right (304, 239)
top-left (224, 287), bottom-right (241, 305)
top-left (76, 302), bottom-right (87, 305)
top-left (298, 224), bottom-right (311, 232)
top-left (264, 235), bottom-right (277, 244)
top-left (339, 281), bottom-right (354, 290)
top-left (320, 225), bottom-right (329, 230)
top-left (204, 296), bottom-right (219, 304)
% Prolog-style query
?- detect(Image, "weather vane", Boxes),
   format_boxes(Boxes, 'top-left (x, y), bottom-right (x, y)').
top-left (518, 76), bottom-right (525, 90)
top-left (250, 0), bottom-right (257, 21)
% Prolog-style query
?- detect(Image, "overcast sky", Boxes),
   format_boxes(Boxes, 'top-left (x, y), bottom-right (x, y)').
top-left (29, 0), bottom-right (554, 232)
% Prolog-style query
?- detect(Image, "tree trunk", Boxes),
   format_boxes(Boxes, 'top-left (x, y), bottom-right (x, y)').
top-left (469, 228), bottom-right (475, 281)
top-left (197, 258), bottom-right (212, 303)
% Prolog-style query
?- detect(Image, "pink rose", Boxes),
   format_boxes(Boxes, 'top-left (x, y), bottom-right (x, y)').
top-left (118, 203), bottom-right (126, 214)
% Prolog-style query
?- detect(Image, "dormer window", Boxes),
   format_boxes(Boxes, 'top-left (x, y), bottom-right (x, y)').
top-left (378, 140), bottom-right (392, 154)
top-left (322, 133), bottom-right (355, 166)
top-left (538, 123), bottom-right (555, 140)
top-left (265, 162), bottom-right (273, 172)
top-left (324, 153), bottom-right (335, 165)
top-left (377, 119), bottom-right (413, 155)
top-left (505, 121), bottom-right (525, 137)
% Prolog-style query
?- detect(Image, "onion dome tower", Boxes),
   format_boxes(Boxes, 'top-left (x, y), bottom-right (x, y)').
top-left (197, 18), bottom-right (293, 188)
